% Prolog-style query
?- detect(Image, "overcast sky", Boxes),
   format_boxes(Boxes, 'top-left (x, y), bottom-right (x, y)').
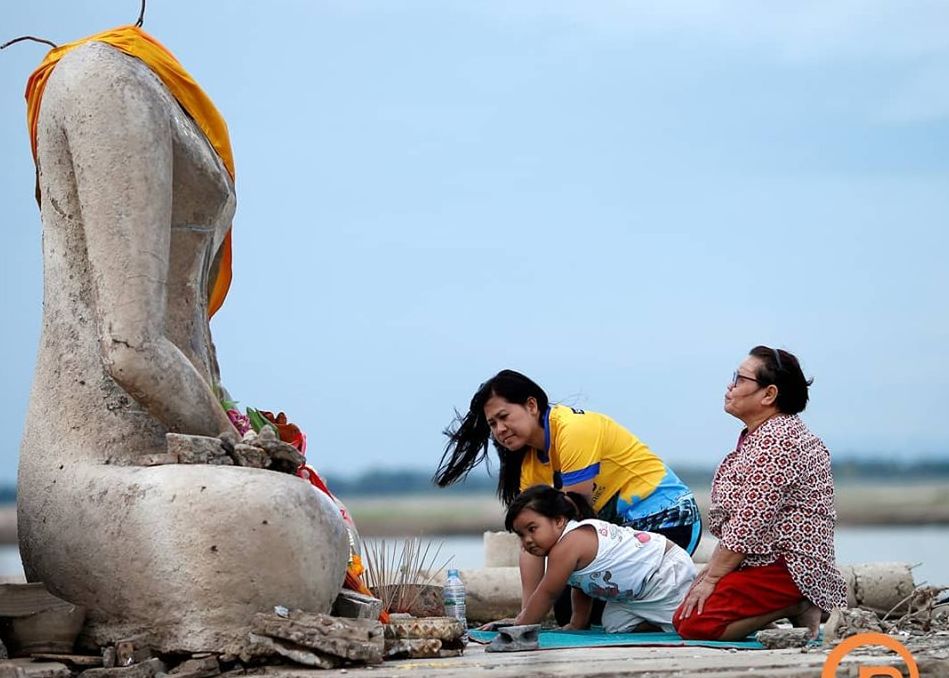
top-left (2, 1), bottom-right (948, 486)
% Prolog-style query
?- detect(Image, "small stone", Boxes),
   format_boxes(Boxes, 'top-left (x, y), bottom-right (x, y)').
top-left (166, 433), bottom-right (229, 465)
top-left (230, 444), bottom-right (269, 469)
top-left (333, 590), bottom-right (383, 620)
top-left (218, 431), bottom-right (240, 452)
top-left (101, 648), bottom-right (115, 669)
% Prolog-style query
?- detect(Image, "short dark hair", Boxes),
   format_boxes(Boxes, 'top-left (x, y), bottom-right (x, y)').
top-left (749, 346), bottom-right (813, 414)
top-left (504, 485), bottom-right (596, 532)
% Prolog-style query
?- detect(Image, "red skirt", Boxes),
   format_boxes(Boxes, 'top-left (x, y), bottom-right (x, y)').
top-left (673, 559), bottom-right (804, 640)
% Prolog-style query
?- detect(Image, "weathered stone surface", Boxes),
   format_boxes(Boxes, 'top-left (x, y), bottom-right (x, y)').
top-left (823, 608), bottom-right (885, 644)
top-left (136, 453), bottom-right (179, 467)
top-left (251, 429), bottom-right (305, 474)
top-left (0, 584), bottom-right (73, 617)
top-left (166, 434), bottom-right (231, 465)
top-left (0, 660), bottom-right (71, 678)
top-left (167, 656), bottom-right (220, 678)
top-left (252, 611), bottom-right (383, 664)
top-left (485, 624), bottom-right (539, 653)
top-left (384, 617), bottom-right (465, 642)
top-left (756, 628), bottom-right (812, 649)
top-left (849, 562), bottom-right (916, 614)
top-left (456, 568), bottom-right (525, 623)
top-left (79, 658), bottom-right (166, 678)
top-left (247, 634), bottom-right (338, 669)
top-left (230, 445), bottom-right (269, 470)
top-left (30, 655), bottom-right (102, 669)
top-left (17, 40), bottom-right (350, 655)
top-left (101, 648), bottom-right (115, 669)
top-left (332, 591), bottom-right (382, 620)
top-left (483, 532), bottom-right (519, 568)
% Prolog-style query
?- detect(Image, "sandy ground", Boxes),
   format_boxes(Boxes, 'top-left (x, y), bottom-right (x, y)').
top-left (256, 637), bottom-right (949, 678)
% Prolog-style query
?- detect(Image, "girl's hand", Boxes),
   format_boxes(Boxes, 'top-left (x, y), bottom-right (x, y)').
top-left (678, 576), bottom-right (718, 619)
top-left (478, 617), bottom-right (517, 631)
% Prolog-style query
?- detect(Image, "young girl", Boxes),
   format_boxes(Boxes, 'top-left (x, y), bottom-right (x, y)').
top-left (504, 485), bottom-right (697, 633)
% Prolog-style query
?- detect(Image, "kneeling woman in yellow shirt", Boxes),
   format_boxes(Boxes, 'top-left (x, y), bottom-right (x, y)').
top-left (434, 369), bottom-right (701, 625)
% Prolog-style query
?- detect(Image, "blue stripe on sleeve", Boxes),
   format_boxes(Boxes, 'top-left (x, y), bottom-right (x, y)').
top-left (561, 463), bottom-right (600, 487)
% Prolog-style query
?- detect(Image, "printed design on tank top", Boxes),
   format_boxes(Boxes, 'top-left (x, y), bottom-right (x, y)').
top-left (573, 525), bottom-right (655, 602)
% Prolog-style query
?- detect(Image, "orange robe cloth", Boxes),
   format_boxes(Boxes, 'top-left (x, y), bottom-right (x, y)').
top-left (24, 25), bottom-right (233, 317)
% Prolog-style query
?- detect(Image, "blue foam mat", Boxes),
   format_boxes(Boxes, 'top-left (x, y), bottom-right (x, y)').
top-left (469, 628), bottom-right (765, 650)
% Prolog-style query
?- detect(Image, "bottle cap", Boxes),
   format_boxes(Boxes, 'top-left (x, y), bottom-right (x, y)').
top-left (447, 568), bottom-right (460, 577)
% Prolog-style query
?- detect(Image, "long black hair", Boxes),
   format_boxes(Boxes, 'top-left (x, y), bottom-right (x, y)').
top-left (749, 346), bottom-right (813, 415)
top-left (504, 485), bottom-right (596, 532)
top-left (433, 369), bottom-right (549, 506)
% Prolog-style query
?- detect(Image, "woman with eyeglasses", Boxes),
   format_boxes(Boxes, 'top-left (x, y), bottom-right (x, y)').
top-left (434, 369), bottom-right (701, 627)
top-left (674, 346), bottom-right (847, 641)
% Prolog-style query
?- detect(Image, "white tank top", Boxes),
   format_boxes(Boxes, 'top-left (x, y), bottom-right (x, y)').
top-left (561, 518), bottom-right (667, 602)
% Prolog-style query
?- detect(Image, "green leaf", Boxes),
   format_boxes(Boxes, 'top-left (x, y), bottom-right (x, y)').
top-left (246, 407), bottom-right (277, 435)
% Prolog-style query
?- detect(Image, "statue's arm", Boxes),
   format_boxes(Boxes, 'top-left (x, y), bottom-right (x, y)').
top-left (64, 65), bottom-right (236, 437)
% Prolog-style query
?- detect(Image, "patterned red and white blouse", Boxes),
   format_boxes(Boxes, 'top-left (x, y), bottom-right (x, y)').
top-left (708, 414), bottom-right (848, 612)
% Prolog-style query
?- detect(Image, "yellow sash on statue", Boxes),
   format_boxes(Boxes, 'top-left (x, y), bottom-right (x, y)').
top-left (24, 25), bottom-right (234, 318)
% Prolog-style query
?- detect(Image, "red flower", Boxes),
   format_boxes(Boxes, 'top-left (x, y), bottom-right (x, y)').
top-left (258, 410), bottom-right (307, 453)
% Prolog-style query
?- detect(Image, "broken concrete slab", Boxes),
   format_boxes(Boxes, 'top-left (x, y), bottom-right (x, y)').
top-left (247, 634), bottom-right (339, 669)
top-left (78, 658), bottom-right (166, 678)
top-left (251, 610), bottom-right (383, 664)
top-left (167, 656), bottom-right (220, 678)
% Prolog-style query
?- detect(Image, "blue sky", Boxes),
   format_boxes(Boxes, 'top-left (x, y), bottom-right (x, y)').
top-left (2, 1), bottom-right (948, 486)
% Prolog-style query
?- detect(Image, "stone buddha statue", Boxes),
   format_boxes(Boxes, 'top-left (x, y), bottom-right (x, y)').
top-left (17, 36), bottom-right (348, 653)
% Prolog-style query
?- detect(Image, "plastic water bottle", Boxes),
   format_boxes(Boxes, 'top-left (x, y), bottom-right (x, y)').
top-left (443, 568), bottom-right (468, 643)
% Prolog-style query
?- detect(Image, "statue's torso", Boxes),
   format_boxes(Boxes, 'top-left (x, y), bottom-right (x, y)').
top-left (24, 41), bottom-right (236, 465)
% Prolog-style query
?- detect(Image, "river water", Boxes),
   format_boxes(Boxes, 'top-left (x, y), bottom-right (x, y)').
top-left (3, 526), bottom-right (945, 585)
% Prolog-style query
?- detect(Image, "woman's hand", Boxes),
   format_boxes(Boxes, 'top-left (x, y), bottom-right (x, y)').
top-left (478, 617), bottom-right (517, 631)
top-left (677, 575), bottom-right (719, 619)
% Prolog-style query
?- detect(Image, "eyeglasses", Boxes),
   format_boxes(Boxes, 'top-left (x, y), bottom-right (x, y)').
top-left (730, 371), bottom-right (766, 389)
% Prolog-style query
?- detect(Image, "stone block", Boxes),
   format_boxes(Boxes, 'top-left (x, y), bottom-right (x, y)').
top-left (483, 532), bottom-right (520, 568)
top-left (332, 590), bottom-right (382, 620)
